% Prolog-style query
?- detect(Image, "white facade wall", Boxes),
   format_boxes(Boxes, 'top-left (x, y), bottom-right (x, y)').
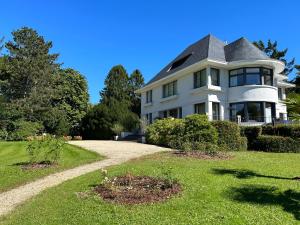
top-left (141, 62), bottom-right (290, 122)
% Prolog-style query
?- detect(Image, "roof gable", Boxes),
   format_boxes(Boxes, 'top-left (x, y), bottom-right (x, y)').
top-left (146, 35), bottom-right (270, 85)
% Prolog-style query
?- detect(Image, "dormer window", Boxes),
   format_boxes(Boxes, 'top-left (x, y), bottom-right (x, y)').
top-left (168, 54), bottom-right (192, 72)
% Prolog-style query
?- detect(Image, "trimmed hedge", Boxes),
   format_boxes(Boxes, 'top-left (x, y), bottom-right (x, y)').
top-left (262, 124), bottom-right (300, 138)
top-left (211, 121), bottom-right (247, 151)
top-left (252, 135), bottom-right (300, 153)
top-left (145, 118), bottom-right (184, 147)
top-left (146, 115), bottom-right (218, 151)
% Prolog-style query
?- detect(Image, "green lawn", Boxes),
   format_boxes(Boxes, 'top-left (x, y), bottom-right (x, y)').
top-left (0, 142), bottom-right (103, 192)
top-left (1, 151), bottom-right (299, 225)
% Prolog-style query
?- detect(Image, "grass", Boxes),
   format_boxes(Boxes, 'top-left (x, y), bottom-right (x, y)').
top-left (1, 151), bottom-right (300, 225)
top-left (0, 141), bottom-right (103, 192)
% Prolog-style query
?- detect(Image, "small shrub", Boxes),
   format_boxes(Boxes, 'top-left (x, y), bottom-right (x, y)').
top-left (252, 135), bottom-right (300, 153)
top-left (26, 136), bottom-right (65, 164)
top-left (111, 123), bottom-right (124, 136)
top-left (211, 121), bottom-right (245, 151)
top-left (239, 136), bottom-right (248, 151)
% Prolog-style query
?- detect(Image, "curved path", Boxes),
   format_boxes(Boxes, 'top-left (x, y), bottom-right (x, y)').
top-left (0, 141), bottom-right (168, 217)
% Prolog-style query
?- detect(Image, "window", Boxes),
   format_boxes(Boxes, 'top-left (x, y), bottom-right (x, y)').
top-left (229, 69), bottom-right (244, 87)
top-left (194, 69), bottom-right (206, 88)
top-left (278, 88), bottom-right (283, 100)
top-left (229, 67), bottom-right (273, 87)
top-left (245, 68), bottom-right (261, 85)
top-left (194, 103), bottom-right (206, 114)
top-left (211, 68), bottom-right (220, 86)
top-left (168, 54), bottom-right (192, 71)
top-left (263, 68), bottom-right (273, 86)
top-left (247, 102), bottom-right (263, 121)
top-left (146, 90), bottom-right (152, 103)
top-left (212, 102), bottom-right (220, 120)
top-left (230, 103), bottom-right (245, 121)
top-left (160, 107), bottom-right (182, 119)
top-left (163, 81), bottom-right (177, 98)
top-left (230, 102), bottom-right (275, 122)
top-left (146, 113), bottom-right (153, 124)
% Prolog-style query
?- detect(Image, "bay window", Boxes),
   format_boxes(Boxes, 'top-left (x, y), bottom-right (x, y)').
top-left (229, 67), bottom-right (273, 87)
top-left (230, 102), bottom-right (275, 122)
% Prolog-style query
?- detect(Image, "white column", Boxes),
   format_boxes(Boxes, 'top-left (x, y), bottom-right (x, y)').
top-left (207, 101), bottom-right (212, 121)
top-left (206, 66), bottom-right (211, 86)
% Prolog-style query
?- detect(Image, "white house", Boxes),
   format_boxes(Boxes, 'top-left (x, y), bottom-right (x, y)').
top-left (136, 35), bottom-right (295, 125)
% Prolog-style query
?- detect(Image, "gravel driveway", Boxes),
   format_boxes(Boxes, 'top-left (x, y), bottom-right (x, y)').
top-left (0, 141), bottom-right (169, 217)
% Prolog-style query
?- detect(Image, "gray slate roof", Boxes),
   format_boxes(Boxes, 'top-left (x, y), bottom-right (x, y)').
top-left (147, 35), bottom-right (269, 85)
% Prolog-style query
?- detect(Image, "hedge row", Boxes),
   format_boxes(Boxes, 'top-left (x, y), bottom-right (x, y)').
top-left (240, 125), bottom-right (300, 153)
top-left (252, 135), bottom-right (300, 153)
top-left (262, 124), bottom-right (300, 138)
top-left (146, 115), bottom-right (246, 151)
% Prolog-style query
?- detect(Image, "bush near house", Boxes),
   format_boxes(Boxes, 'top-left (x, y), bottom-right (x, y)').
top-left (211, 121), bottom-right (247, 151)
top-left (145, 118), bottom-right (185, 147)
top-left (241, 125), bottom-right (300, 153)
top-left (262, 124), bottom-right (300, 138)
top-left (252, 135), bottom-right (300, 153)
top-left (146, 115), bottom-right (246, 152)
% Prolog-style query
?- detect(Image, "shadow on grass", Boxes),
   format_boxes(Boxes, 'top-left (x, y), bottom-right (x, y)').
top-left (10, 161), bottom-right (52, 166)
top-left (212, 168), bottom-right (294, 180)
top-left (226, 185), bottom-right (300, 220)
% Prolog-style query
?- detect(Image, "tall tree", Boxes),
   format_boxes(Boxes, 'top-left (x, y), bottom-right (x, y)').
top-left (1, 27), bottom-right (60, 122)
top-left (100, 65), bottom-right (130, 106)
top-left (55, 68), bottom-right (89, 135)
top-left (253, 40), bottom-right (295, 75)
top-left (129, 69), bottom-right (144, 115)
top-left (293, 65), bottom-right (300, 92)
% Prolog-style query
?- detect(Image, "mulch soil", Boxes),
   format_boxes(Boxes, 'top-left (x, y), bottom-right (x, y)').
top-left (94, 174), bottom-right (182, 204)
top-left (20, 162), bottom-right (56, 170)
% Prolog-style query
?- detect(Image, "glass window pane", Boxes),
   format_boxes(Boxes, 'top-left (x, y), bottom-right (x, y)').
top-left (247, 102), bottom-right (263, 121)
top-left (246, 68), bottom-right (260, 73)
top-left (195, 103), bottom-right (205, 114)
top-left (264, 75), bottom-right (272, 86)
top-left (230, 76), bottom-right (237, 86)
top-left (230, 69), bottom-right (243, 75)
top-left (211, 68), bottom-right (220, 86)
top-left (200, 69), bottom-right (206, 86)
top-left (263, 68), bottom-right (271, 75)
top-left (246, 74), bottom-right (261, 85)
top-left (212, 102), bottom-right (220, 120)
top-left (230, 103), bottom-right (245, 121)
top-left (278, 88), bottom-right (283, 100)
top-left (237, 75), bottom-right (244, 85)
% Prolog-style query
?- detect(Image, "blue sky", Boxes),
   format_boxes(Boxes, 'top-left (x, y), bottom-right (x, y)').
top-left (1, 0), bottom-right (299, 103)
